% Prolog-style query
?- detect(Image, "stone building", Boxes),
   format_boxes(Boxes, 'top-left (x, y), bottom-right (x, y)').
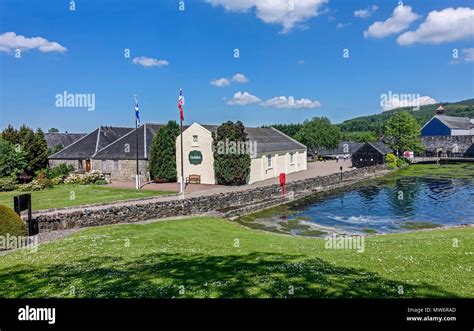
top-left (48, 122), bottom-right (308, 185)
top-left (91, 123), bottom-right (164, 182)
top-left (48, 126), bottom-right (133, 172)
top-left (420, 114), bottom-right (474, 156)
top-left (176, 123), bottom-right (307, 185)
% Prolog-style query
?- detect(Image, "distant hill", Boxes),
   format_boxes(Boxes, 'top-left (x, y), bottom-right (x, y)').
top-left (338, 99), bottom-right (474, 135)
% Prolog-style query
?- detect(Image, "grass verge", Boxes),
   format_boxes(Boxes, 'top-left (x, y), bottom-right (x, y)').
top-left (0, 217), bottom-right (472, 298)
top-left (0, 185), bottom-right (173, 211)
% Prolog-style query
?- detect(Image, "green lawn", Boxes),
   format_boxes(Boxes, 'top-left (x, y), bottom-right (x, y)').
top-left (0, 217), bottom-right (472, 298)
top-left (0, 185), bottom-right (173, 211)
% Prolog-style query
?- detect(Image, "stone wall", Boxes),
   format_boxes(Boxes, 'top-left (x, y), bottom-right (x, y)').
top-left (422, 135), bottom-right (474, 154)
top-left (91, 159), bottom-right (149, 182)
top-left (34, 164), bottom-right (388, 232)
top-left (48, 159), bottom-right (80, 170)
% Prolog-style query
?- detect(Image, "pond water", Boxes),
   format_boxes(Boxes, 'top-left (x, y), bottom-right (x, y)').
top-left (237, 164), bottom-right (474, 236)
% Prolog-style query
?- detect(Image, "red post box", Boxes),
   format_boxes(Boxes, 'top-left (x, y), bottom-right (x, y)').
top-left (279, 173), bottom-right (286, 196)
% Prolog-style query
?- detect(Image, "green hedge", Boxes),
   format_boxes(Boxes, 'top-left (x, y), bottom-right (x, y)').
top-left (0, 205), bottom-right (27, 238)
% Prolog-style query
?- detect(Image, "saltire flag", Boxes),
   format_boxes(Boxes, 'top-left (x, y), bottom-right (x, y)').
top-left (134, 95), bottom-right (140, 126)
top-left (178, 89), bottom-right (184, 121)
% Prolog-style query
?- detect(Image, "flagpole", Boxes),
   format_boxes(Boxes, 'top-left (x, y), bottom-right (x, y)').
top-left (180, 118), bottom-right (184, 194)
top-left (135, 95), bottom-right (140, 190)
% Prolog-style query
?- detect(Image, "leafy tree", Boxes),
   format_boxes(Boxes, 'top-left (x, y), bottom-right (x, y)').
top-left (1, 125), bottom-right (19, 145)
top-left (0, 138), bottom-right (28, 178)
top-left (22, 128), bottom-right (48, 175)
top-left (383, 111), bottom-right (424, 155)
top-left (267, 123), bottom-right (302, 138)
top-left (212, 121), bottom-right (251, 185)
top-left (341, 131), bottom-right (378, 143)
top-left (294, 117), bottom-right (342, 153)
top-left (48, 144), bottom-right (64, 156)
top-left (149, 121), bottom-right (180, 182)
top-left (48, 128), bottom-right (59, 133)
top-left (18, 125), bottom-right (33, 142)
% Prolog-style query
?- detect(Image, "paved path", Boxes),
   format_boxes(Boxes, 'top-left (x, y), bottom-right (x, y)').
top-left (33, 160), bottom-right (354, 217)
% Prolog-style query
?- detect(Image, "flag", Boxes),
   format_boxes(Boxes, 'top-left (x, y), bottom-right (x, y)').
top-left (178, 89), bottom-right (184, 121)
top-left (134, 95), bottom-right (140, 126)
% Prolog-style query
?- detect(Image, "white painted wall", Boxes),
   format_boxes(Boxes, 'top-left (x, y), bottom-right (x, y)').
top-left (177, 123), bottom-right (308, 185)
top-left (176, 123), bottom-right (216, 185)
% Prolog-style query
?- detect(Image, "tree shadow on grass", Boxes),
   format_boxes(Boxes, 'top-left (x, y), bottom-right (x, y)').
top-left (0, 252), bottom-right (459, 298)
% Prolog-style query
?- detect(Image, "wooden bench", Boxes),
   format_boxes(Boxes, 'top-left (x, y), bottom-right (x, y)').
top-left (186, 174), bottom-right (201, 184)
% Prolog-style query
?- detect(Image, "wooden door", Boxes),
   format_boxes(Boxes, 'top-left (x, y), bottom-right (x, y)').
top-left (85, 160), bottom-right (91, 172)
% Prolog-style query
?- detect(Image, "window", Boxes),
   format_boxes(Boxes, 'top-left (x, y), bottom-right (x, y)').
top-left (192, 135), bottom-right (199, 146)
top-left (114, 160), bottom-right (119, 172)
top-left (289, 152), bottom-right (295, 165)
top-left (78, 160), bottom-right (83, 169)
top-left (267, 154), bottom-right (273, 168)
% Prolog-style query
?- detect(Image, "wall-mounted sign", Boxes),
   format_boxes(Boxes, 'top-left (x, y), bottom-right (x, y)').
top-left (189, 150), bottom-right (203, 165)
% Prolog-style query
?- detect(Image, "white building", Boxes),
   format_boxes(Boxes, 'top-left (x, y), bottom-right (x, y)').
top-left (176, 123), bottom-right (307, 185)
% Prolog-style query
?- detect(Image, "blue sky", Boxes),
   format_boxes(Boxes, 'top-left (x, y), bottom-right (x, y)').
top-left (0, 0), bottom-right (473, 132)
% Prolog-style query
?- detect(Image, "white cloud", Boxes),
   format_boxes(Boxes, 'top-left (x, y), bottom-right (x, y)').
top-left (132, 56), bottom-right (169, 68)
top-left (462, 48), bottom-right (474, 62)
top-left (232, 73), bottom-right (249, 83)
top-left (0, 32), bottom-right (66, 53)
top-left (205, 0), bottom-right (328, 33)
top-left (397, 7), bottom-right (474, 45)
top-left (364, 4), bottom-right (420, 39)
top-left (261, 96), bottom-right (321, 109)
top-left (354, 5), bottom-right (378, 18)
top-left (227, 91), bottom-right (261, 105)
top-left (211, 73), bottom-right (248, 87)
top-left (382, 95), bottom-right (437, 111)
top-left (211, 77), bottom-right (231, 87)
top-left (336, 22), bottom-right (350, 29)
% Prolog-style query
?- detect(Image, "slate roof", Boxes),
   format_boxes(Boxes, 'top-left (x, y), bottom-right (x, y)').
top-left (318, 141), bottom-right (363, 156)
top-left (49, 126), bottom-right (133, 160)
top-left (366, 141), bottom-right (393, 155)
top-left (465, 144), bottom-right (474, 157)
top-left (92, 124), bottom-right (173, 160)
top-left (435, 115), bottom-right (474, 130)
top-left (44, 133), bottom-right (87, 149)
top-left (200, 124), bottom-right (306, 156)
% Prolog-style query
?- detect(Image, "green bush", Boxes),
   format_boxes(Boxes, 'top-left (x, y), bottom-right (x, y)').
top-left (17, 180), bottom-right (44, 192)
top-left (385, 153), bottom-right (398, 169)
top-left (64, 170), bottom-right (105, 185)
top-left (37, 177), bottom-right (53, 189)
top-left (149, 121), bottom-right (180, 182)
top-left (94, 179), bottom-right (108, 185)
top-left (0, 205), bottom-right (27, 238)
top-left (212, 121), bottom-right (251, 185)
top-left (44, 163), bottom-right (74, 179)
top-left (51, 176), bottom-right (65, 185)
top-left (396, 158), bottom-right (407, 168)
top-left (0, 177), bottom-right (17, 191)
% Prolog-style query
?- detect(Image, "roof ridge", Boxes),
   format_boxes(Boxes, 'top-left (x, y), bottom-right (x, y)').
top-left (93, 125), bottom-right (141, 157)
top-left (48, 128), bottom-right (99, 159)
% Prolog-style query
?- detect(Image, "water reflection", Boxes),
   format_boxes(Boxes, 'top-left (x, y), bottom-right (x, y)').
top-left (257, 172), bottom-right (474, 235)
